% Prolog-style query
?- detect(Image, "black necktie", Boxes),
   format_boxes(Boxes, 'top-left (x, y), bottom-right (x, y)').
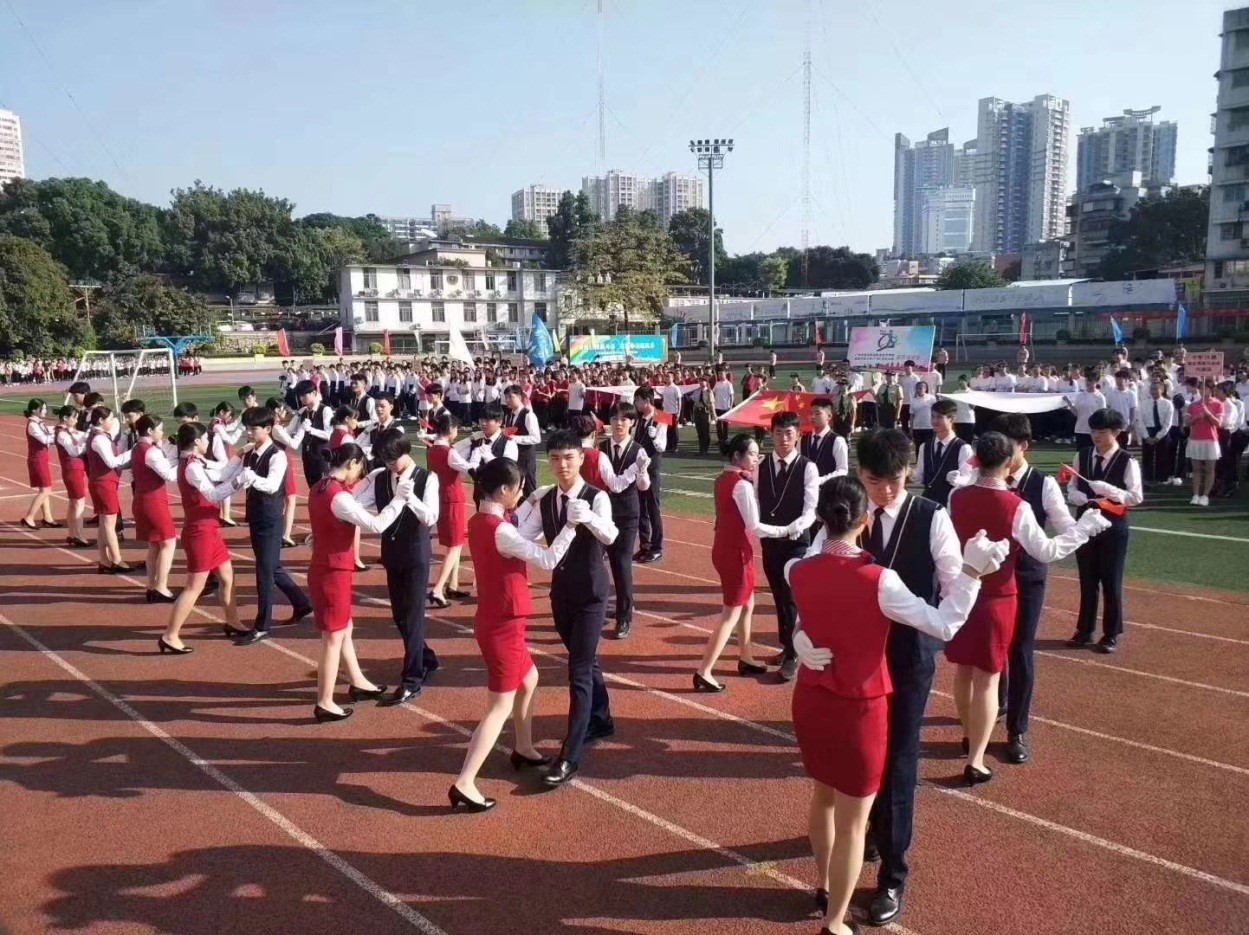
top-left (934, 441), bottom-right (943, 462)
top-left (558, 493), bottom-right (568, 528)
top-left (1153, 400), bottom-right (1161, 430)
top-left (776, 457), bottom-right (788, 486)
top-left (614, 444), bottom-right (623, 465)
top-left (866, 507), bottom-right (886, 559)
top-left (1094, 455), bottom-right (1105, 480)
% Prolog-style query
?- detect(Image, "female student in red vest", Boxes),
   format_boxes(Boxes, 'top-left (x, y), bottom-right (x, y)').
top-left (787, 476), bottom-right (1007, 935)
top-left (305, 442), bottom-right (409, 722)
top-left (327, 406), bottom-right (369, 571)
top-left (696, 433), bottom-right (807, 692)
top-left (53, 405), bottom-right (90, 547)
top-left (425, 412), bottom-right (473, 607)
top-left (211, 402), bottom-right (242, 527)
top-left (450, 457), bottom-right (581, 812)
top-left (129, 415), bottom-right (179, 603)
top-left (266, 397), bottom-right (302, 548)
top-left (20, 398), bottom-right (58, 530)
top-left (86, 406), bottom-right (137, 574)
top-left (160, 423), bottom-right (251, 654)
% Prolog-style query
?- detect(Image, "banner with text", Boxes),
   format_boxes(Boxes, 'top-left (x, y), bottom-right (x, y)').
top-left (569, 334), bottom-right (668, 365)
top-left (1185, 351), bottom-right (1225, 380)
top-left (847, 324), bottom-right (936, 370)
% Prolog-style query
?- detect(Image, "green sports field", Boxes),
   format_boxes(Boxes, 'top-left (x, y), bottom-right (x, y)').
top-left (4, 379), bottom-right (1247, 594)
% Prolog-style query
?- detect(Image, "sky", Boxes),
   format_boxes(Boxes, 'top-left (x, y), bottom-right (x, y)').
top-left (0, 0), bottom-right (1235, 256)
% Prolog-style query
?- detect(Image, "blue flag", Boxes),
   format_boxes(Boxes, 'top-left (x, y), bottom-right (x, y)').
top-left (528, 311), bottom-right (555, 366)
top-left (669, 322), bottom-right (679, 349)
top-left (1176, 302), bottom-right (1189, 340)
top-left (1110, 316), bottom-right (1124, 345)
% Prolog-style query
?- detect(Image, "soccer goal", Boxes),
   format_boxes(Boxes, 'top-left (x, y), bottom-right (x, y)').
top-left (69, 348), bottom-right (178, 416)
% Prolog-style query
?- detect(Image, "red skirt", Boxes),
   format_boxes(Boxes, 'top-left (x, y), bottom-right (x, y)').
top-left (944, 591), bottom-right (1017, 674)
top-left (309, 564), bottom-right (354, 633)
top-left (474, 614), bottom-right (533, 693)
top-left (792, 683), bottom-right (889, 797)
top-left (437, 500), bottom-right (468, 548)
top-left (63, 464), bottom-right (88, 500)
top-left (27, 453), bottom-right (52, 488)
top-left (134, 490), bottom-right (177, 543)
top-left (182, 520), bottom-right (230, 574)
top-left (711, 545), bottom-right (755, 608)
top-left (283, 466), bottom-right (297, 497)
top-left (89, 476), bottom-right (121, 516)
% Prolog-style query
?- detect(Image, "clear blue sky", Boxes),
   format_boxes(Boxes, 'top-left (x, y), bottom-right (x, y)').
top-left (0, 0), bottom-right (1232, 255)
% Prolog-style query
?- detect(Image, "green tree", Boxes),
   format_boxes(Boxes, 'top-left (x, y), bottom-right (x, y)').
top-left (0, 177), bottom-right (166, 283)
top-left (299, 212), bottom-right (403, 262)
top-left (0, 235), bottom-right (93, 357)
top-left (785, 245), bottom-right (878, 290)
top-left (546, 190), bottom-right (600, 269)
top-left (667, 207), bottom-right (727, 286)
top-left (761, 254), bottom-right (789, 294)
top-left (283, 226), bottom-right (368, 304)
top-left (92, 274), bottom-right (215, 349)
top-left (936, 260), bottom-right (1006, 290)
top-left (503, 218), bottom-right (548, 240)
top-left (465, 219), bottom-right (504, 239)
top-left (1099, 186), bottom-right (1209, 280)
top-left (570, 211), bottom-right (691, 327)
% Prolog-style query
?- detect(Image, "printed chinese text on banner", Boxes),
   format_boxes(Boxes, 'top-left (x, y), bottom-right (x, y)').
top-left (569, 334), bottom-right (668, 365)
top-left (847, 325), bottom-right (936, 370)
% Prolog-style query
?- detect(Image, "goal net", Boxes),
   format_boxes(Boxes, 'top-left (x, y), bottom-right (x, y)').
top-left (69, 349), bottom-right (178, 417)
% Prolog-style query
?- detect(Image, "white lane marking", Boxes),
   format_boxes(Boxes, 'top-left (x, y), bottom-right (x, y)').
top-left (0, 611), bottom-right (450, 935)
top-left (1041, 604), bottom-right (1249, 646)
top-left (1032, 650), bottom-right (1249, 699)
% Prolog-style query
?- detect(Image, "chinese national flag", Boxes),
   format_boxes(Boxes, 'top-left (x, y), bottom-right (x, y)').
top-left (382, 330), bottom-right (392, 356)
top-left (718, 390), bottom-right (817, 431)
top-left (653, 409), bottom-right (676, 427)
top-left (276, 328), bottom-right (291, 357)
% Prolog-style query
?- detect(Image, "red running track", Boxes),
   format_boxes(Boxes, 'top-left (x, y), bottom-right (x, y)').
top-left (0, 413), bottom-right (1246, 935)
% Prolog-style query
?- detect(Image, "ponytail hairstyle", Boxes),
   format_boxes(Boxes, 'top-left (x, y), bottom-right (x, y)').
top-left (55, 404), bottom-right (77, 422)
top-left (134, 414), bottom-right (163, 438)
top-left (212, 401), bottom-right (236, 420)
top-left (327, 441), bottom-right (367, 471)
top-left (476, 456), bottom-right (522, 498)
top-left (331, 405), bottom-right (356, 428)
top-left (87, 405), bottom-right (113, 429)
top-left (176, 422), bottom-right (208, 452)
top-left (815, 475), bottom-right (869, 538)
top-left (724, 432), bottom-right (756, 466)
top-left (24, 398), bottom-right (45, 417)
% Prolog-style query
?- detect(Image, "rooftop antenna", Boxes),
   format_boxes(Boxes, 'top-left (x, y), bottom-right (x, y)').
top-left (598, 0), bottom-right (606, 166)
top-left (801, 0), bottom-right (812, 287)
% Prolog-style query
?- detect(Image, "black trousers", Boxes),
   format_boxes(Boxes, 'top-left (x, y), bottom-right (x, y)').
top-left (638, 460), bottom-right (664, 552)
top-left (385, 560), bottom-right (438, 690)
top-left (694, 408), bottom-right (711, 454)
top-left (998, 575), bottom-right (1046, 737)
top-left (552, 597), bottom-right (611, 766)
top-left (872, 629), bottom-right (940, 891)
top-left (1141, 436), bottom-right (1172, 482)
top-left (517, 449), bottom-right (538, 499)
top-left (760, 538), bottom-right (807, 657)
top-left (1074, 525), bottom-right (1128, 640)
top-left (714, 409), bottom-right (729, 450)
top-left (302, 451), bottom-right (326, 487)
top-left (249, 520), bottom-right (309, 631)
top-left (608, 524), bottom-right (637, 624)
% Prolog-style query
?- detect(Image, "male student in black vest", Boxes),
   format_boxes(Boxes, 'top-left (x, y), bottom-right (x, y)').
top-left (234, 407), bottom-right (312, 645)
top-left (420, 384), bottom-right (450, 443)
top-left (516, 431), bottom-right (619, 787)
top-left (295, 380), bottom-right (333, 486)
top-left (757, 411), bottom-right (819, 682)
top-left (367, 392), bottom-right (404, 469)
top-left (916, 399), bottom-right (973, 507)
top-left (853, 428), bottom-right (964, 927)
top-left (349, 372), bottom-right (378, 431)
top-left (357, 430), bottom-right (441, 705)
top-left (596, 403), bottom-right (652, 639)
top-left (991, 413), bottom-right (1078, 765)
top-left (631, 386), bottom-right (668, 563)
top-left (468, 403), bottom-right (519, 506)
top-left (800, 398), bottom-right (849, 486)
top-left (503, 384), bottom-right (542, 497)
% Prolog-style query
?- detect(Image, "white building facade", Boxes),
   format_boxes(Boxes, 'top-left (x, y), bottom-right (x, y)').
top-left (649, 172), bottom-right (705, 225)
top-left (920, 186), bottom-right (976, 254)
top-left (1076, 108), bottom-right (1178, 191)
top-left (581, 169), bottom-right (704, 224)
top-left (1206, 7), bottom-right (1249, 306)
top-left (0, 109), bottom-right (25, 189)
top-left (510, 185), bottom-right (565, 233)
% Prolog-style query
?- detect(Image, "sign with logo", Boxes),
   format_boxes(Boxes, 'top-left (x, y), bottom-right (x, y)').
top-left (847, 325), bottom-right (936, 370)
top-left (1185, 351), bottom-right (1225, 380)
top-left (568, 334), bottom-right (667, 365)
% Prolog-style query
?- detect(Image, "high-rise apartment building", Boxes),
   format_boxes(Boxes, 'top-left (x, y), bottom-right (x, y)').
top-left (510, 185), bottom-right (565, 234)
top-left (581, 169), bottom-right (704, 225)
top-left (1076, 108), bottom-right (1178, 191)
top-left (1206, 7), bottom-right (1249, 305)
top-left (920, 186), bottom-right (976, 254)
top-left (0, 109), bottom-right (25, 189)
top-left (971, 94), bottom-right (1071, 255)
top-left (650, 171), bottom-right (705, 226)
top-left (893, 129), bottom-right (957, 255)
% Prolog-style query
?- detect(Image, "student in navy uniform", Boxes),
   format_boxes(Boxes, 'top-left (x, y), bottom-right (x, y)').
top-left (516, 431), bottom-right (619, 787)
top-left (1065, 408), bottom-right (1143, 653)
top-left (468, 403), bottom-right (519, 506)
top-left (234, 406), bottom-right (313, 645)
top-left (631, 386), bottom-right (668, 563)
top-left (295, 379), bottom-right (334, 486)
top-left (916, 399), bottom-right (973, 508)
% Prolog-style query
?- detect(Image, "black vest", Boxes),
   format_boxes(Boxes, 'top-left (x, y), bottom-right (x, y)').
top-left (352, 395), bottom-right (372, 421)
top-left (920, 436), bottom-right (967, 508)
top-left (301, 403), bottom-right (332, 465)
top-left (861, 494), bottom-right (942, 664)
top-left (633, 416), bottom-right (663, 459)
top-left (368, 420), bottom-right (404, 468)
top-left (1076, 447), bottom-right (1131, 531)
top-left (506, 408), bottom-right (536, 467)
top-left (540, 484), bottom-right (609, 603)
top-left (601, 438), bottom-right (642, 523)
top-left (800, 431), bottom-right (840, 478)
top-left (243, 444), bottom-right (285, 523)
top-left (758, 454), bottom-right (811, 538)
top-left (470, 435), bottom-right (515, 505)
top-left (375, 467), bottom-right (431, 568)
top-left (1013, 467), bottom-right (1049, 583)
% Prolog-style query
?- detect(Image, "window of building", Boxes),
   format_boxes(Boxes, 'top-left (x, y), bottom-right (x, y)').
top-left (463, 302), bottom-right (477, 323)
top-left (1220, 222), bottom-right (1244, 241)
top-left (431, 270), bottom-right (443, 291)
top-left (1224, 184), bottom-right (1249, 204)
top-left (534, 301), bottom-right (547, 318)
top-left (365, 301), bottom-right (379, 322)
top-left (363, 267), bottom-right (377, 289)
top-left (507, 303), bottom-right (519, 323)
top-left (397, 268), bottom-right (411, 290)
top-left (536, 272), bottom-right (547, 290)
top-left (1229, 106), bottom-right (1249, 132)
top-left (1232, 68), bottom-right (1249, 89)
top-left (1227, 144), bottom-right (1249, 167)
top-left (486, 302), bottom-right (498, 324)
top-left (432, 302), bottom-right (445, 323)
top-left (1235, 28), bottom-right (1249, 51)
top-left (462, 273), bottom-right (475, 292)
top-left (1225, 259), bottom-right (1249, 276)
top-left (507, 272), bottom-right (518, 292)
top-left (398, 301), bottom-right (413, 323)
top-left (485, 273), bottom-right (496, 291)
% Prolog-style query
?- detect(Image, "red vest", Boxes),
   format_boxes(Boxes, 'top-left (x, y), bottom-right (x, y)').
top-left (178, 455), bottom-right (221, 527)
top-left (790, 552), bottom-right (893, 699)
top-left (131, 441), bottom-right (166, 495)
top-left (330, 427), bottom-right (351, 450)
top-left (86, 431), bottom-right (120, 482)
top-left (308, 477), bottom-right (358, 569)
top-left (712, 469), bottom-right (753, 560)
top-left (948, 484), bottom-right (1021, 598)
top-left (426, 444), bottom-right (466, 504)
top-left (579, 447), bottom-right (607, 491)
top-left (26, 418), bottom-right (50, 460)
top-left (467, 512), bottom-right (532, 620)
top-left (55, 429), bottom-right (86, 482)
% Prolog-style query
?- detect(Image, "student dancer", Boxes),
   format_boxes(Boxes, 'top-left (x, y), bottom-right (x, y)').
top-left (129, 415), bottom-right (179, 603)
top-left (801, 398), bottom-right (849, 487)
top-left (468, 403), bottom-right (519, 506)
top-left (86, 406), bottom-right (137, 573)
top-left (53, 405), bottom-right (90, 546)
top-left (788, 476), bottom-right (1005, 935)
top-left (696, 433), bottom-right (806, 691)
top-left (20, 399), bottom-right (58, 530)
top-left (945, 432), bottom-right (1108, 785)
top-left (916, 399), bottom-right (973, 508)
top-left (450, 458), bottom-right (579, 811)
top-left (265, 397), bottom-right (301, 547)
top-left (632, 386), bottom-right (668, 564)
top-left (295, 379), bottom-right (334, 486)
top-left (159, 423), bottom-right (251, 653)
top-left (425, 413), bottom-right (473, 607)
top-left (305, 443), bottom-right (410, 721)
top-left (211, 402), bottom-right (243, 527)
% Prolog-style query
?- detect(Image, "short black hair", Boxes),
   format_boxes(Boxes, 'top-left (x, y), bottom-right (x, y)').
top-left (634, 386), bottom-right (656, 404)
top-left (503, 384), bottom-right (524, 398)
top-left (351, 372), bottom-right (368, 384)
top-left (770, 411), bottom-right (800, 432)
top-left (545, 429), bottom-right (580, 453)
top-left (68, 381), bottom-right (90, 396)
top-left (295, 379), bottom-right (317, 399)
top-left (242, 406), bottom-right (275, 430)
top-left (811, 397), bottom-right (834, 413)
top-left (608, 402), bottom-right (638, 422)
top-left (432, 412), bottom-right (457, 437)
top-left (172, 402), bottom-right (199, 420)
top-left (376, 429), bottom-right (411, 463)
top-left (237, 385), bottom-right (255, 400)
top-left (425, 383), bottom-right (443, 396)
top-left (120, 399), bottom-right (146, 415)
top-left (375, 391), bottom-right (396, 404)
top-left (856, 428), bottom-right (912, 478)
top-left (176, 422), bottom-right (207, 451)
top-left (992, 413), bottom-right (1032, 444)
top-left (931, 398), bottom-right (958, 418)
top-left (481, 402), bottom-right (504, 423)
top-left (570, 413), bottom-right (597, 439)
top-left (974, 431), bottom-right (1013, 471)
top-left (1088, 407), bottom-right (1126, 432)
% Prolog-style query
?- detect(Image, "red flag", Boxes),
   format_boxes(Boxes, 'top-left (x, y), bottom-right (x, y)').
top-left (853, 390), bottom-right (875, 403)
top-left (718, 391), bottom-right (817, 431)
top-left (1019, 312), bottom-right (1031, 346)
top-left (276, 328), bottom-right (291, 357)
top-left (1094, 499), bottom-right (1129, 517)
top-left (653, 409), bottom-right (676, 427)
top-left (815, 323), bottom-right (824, 347)
top-left (382, 330), bottom-right (392, 356)
top-left (1057, 464), bottom-right (1077, 485)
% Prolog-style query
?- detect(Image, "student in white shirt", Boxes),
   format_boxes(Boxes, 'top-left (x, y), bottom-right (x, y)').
top-left (660, 373), bottom-right (684, 453)
top-left (712, 372), bottom-right (735, 451)
top-left (1067, 369), bottom-right (1107, 451)
top-left (1136, 381), bottom-right (1175, 484)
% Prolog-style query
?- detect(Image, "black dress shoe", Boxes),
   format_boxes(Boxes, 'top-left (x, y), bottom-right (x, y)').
top-left (19, 518), bottom-right (39, 529)
top-left (509, 750), bottom-right (553, 771)
top-left (233, 629), bottom-right (270, 646)
top-left (278, 606), bottom-right (313, 627)
top-left (313, 705), bottom-right (353, 723)
top-left (585, 719), bottom-right (615, 742)
top-left (693, 672), bottom-right (726, 693)
top-left (863, 835), bottom-right (880, 863)
top-left (632, 549), bottom-right (649, 562)
top-left (868, 886), bottom-right (903, 926)
top-left (347, 683), bottom-right (388, 702)
top-left (446, 587), bottom-right (471, 600)
top-left (67, 537), bottom-right (91, 548)
top-left (146, 589), bottom-right (177, 604)
top-left (39, 519), bottom-right (65, 528)
top-left (1066, 631), bottom-right (1093, 648)
top-left (814, 887), bottom-right (829, 914)
top-left (637, 550), bottom-right (661, 564)
top-left (542, 758), bottom-right (578, 786)
top-left (448, 785), bottom-right (496, 812)
top-left (778, 657), bottom-right (799, 682)
top-left (222, 625), bottom-right (250, 639)
top-left (1005, 733), bottom-right (1030, 765)
top-left (1096, 637), bottom-right (1117, 654)
top-left (377, 686), bottom-right (420, 707)
top-left (157, 637), bottom-right (193, 655)
top-left (614, 618), bottom-right (632, 639)
top-left (737, 660), bottom-right (768, 676)
top-left (964, 764), bottom-right (993, 786)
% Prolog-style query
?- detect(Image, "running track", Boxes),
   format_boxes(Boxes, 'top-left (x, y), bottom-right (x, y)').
top-left (0, 414), bottom-right (1245, 935)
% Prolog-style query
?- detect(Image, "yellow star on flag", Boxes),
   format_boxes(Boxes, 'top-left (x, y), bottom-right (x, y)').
top-left (760, 397), bottom-right (786, 411)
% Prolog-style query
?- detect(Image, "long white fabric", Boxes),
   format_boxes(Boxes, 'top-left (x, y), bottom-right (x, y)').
top-left (938, 390), bottom-right (1073, 415)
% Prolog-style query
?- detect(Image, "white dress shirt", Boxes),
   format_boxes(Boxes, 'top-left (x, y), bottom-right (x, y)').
top-left (806, 429), bottom-right (849, 484)
top-left (506, 407), bottom-right (542, 449)
top-left (356, 460), bottom-right (440, 527)
top-left (479, 499), bottom-right (576, 570)
top-left (917, 433), bottom-right (974, 487)
top-left (1137, 396), bottom-right (1175, 439)
top-left (1071, 390), bottom-right (1107, 434)
top-left (909, 396), bottom-right (935, 431)
top-left (302, 404), bottom-right (333, 441)
top-left (274, 419), bottom-right (303, 452)
top-left (952, 479), bottom-right (1091, 563)
top-left (581, 440), bottom-right (645, 494)
top-left (634, 412), bottom-right (669, 453)
top-left (733, 477), bottom-right (794, 539)
top-left (517, 479), bottom-right (618, 547)
top-left (1009, 464), bottom-right (1076, 534)
top-left (143, 444), bottom-right (178, 483)
top-left (350, 394), bottom-right (378, 431)
top-left (330, 484), bottom-right (406, 533)
top-left (27, 418), bottom-right (54, 446)
top-left (661, 383), bottom-right (683, 417)
top-left (761, 448), bottom-right (820, 530)
top-left (568, 381), bottom-right (586, 411)
top-left (248, 440), bottom-right (289, 494)
top-left (90, 431), bottom-right (132, 470)
top-left (469, 432), bottom-right (519, 468)
top-left (56, 427), bottom-right (86, 458)
top-left (431, 438), bottom-right (473, 474)
top-left (712, 379), bottom-right (735, 410)
top-left (1104, 387), bottom-right (1137, 427)
top-left (604, 438), bottom-right (651, 491)
top-left (184, 455), bottom-right (246, 503)
top-left (1066, 446), bottom-right (1144, 507)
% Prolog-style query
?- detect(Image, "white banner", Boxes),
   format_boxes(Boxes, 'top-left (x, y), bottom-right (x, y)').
top-left (938, 390), bottom-right (1072, 414)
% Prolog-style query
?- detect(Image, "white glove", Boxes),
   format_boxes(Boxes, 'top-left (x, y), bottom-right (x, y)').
top-left (962, 530), bottom-right (1010, 576)
top-left (635, 450), bottom-right (651, 471)
top-left (785, 520), bottom-right (806, 540)
top-left (239, 468), bottom-right (259, 488)
top-left (565, 499), bottom-right (591, 525)
top-left (793, 629), bottom-right (833, 671)
top-left (1076, 509), bottom-right (1112, 536)
top-left (1087, 480), bottom-right (1115, 497)
top-left (394, 479), bottom-right (415, 502)
top-left (647, 424), bottom-right (660, 439)
top-left (946, 468), bottom-right (974, 488)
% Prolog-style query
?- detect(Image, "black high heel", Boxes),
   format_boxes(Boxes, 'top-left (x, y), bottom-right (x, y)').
top-left (815, 887), bottom-right (829, 913)
top-left (40, 519), bottom-right (65, 528)
top-left (737, 660), bottom-right (768, 676)
top-left (67, 537), bottom-right (91, 548)
top-left (693, 672), bottom-right (726, 693)
top-left (97, 564), bottom-right (121, 575)
top-left (157, 637), bottom-right (193, 655)
top-left (146, 589), bottom-right (177, 604)
top-left (446, 588), bottom-right (471, 600)
top-left (19, 518), bottom-right (39, 529)
top-left (313, 705), bottom-right (353, 723)
top-left (964, 764), bottom-right (993, 787)
top-left (510, 750), bottom-right (553, 771)
top-left (354, 561), bottom-right (370, 572)
top-left (448, 785), bottom-right (496, 812)
top-left (281, 537), bottom-right (297, 548)
top-left (427, 591), bottom-right (451, 609)
top-left (347, 684), bottom-right (388, 702)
